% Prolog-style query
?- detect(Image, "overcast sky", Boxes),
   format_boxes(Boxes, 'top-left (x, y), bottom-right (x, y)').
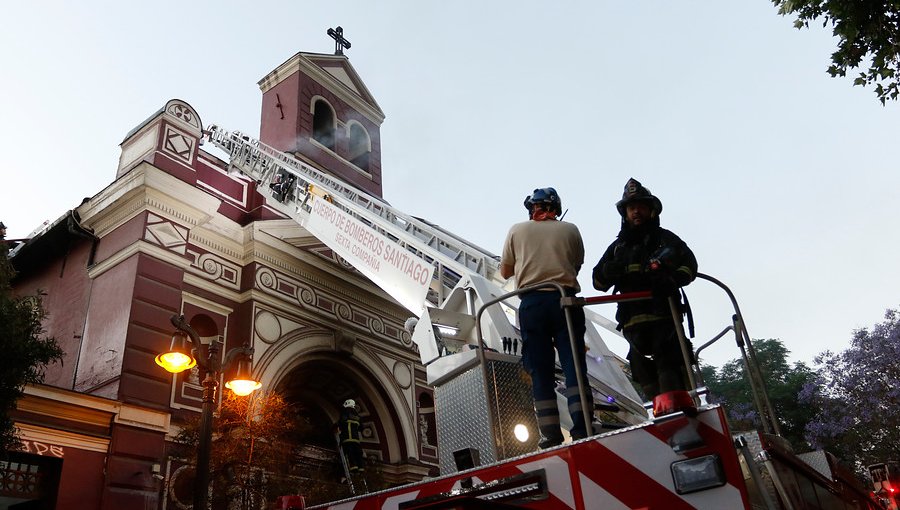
top-left (2, 1), bottom-right (897, 369)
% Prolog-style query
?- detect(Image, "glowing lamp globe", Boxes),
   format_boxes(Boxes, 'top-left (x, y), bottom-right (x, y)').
top-left (225, 378), bottom-right (262, 397)
top-left (224, 355), bottom-right (261, 396)
top-left (155, 351), bottom-right (197, 373)
top-left (156, 331), bottom-right (197, 373)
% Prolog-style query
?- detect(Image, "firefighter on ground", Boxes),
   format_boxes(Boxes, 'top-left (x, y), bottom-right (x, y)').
top-left (336, 399), bottom-right (365, 473)
top-left (500, 187), bottom-right (594, 448)
top-left (592, 178), bottom-right (697, 401)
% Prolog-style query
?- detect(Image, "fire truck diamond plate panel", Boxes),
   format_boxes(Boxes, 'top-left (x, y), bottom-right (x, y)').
top-left (434, 356), bottom-right (538, 475)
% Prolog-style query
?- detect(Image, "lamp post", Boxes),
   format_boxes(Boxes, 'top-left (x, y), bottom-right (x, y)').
top-left (156, 314), bottom-right (261, 510)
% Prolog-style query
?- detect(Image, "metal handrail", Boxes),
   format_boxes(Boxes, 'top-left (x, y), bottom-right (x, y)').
top-left (695, 273), bottom-right (781, 437)
top-left (474, 285), bottom-right (652, 452)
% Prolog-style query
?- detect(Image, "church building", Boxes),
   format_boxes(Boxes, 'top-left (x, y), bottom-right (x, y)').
top-left (6, 39), bottom-right (439, 509)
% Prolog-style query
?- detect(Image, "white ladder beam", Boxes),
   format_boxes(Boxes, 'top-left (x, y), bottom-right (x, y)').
top-left (206, 127), bottom-right (500, 306)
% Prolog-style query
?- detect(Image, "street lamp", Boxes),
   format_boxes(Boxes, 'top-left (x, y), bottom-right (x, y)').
top-left (156, 314), bottom-right (261, 510)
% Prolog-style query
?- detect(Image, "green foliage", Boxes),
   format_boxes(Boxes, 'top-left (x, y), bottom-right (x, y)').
top-left (772, 0), bottom-right (900, 104)
top-left (0, 232), bottom-right (64, 453)
top-left (703, 338), bottom-right (817, 450)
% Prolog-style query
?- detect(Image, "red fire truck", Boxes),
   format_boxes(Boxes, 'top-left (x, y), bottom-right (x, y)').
top-left (870, 462), bottom-right (900, 510)
top-left (295, 288), bottom-right (881, 510)
top-left (208, 128), bottom-right (881, 510)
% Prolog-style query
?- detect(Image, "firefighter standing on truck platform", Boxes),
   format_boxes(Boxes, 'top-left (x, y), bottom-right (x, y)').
top-left (592, 178), bottom-right (697, 402)
top-left (336, 399), bottom-right (365, 474)
top-left (500, 187), bottom-right (593, 448)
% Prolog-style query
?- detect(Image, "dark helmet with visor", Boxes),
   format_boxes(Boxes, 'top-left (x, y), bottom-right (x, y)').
top-left (524, 187), bottom-right (562, 216)
top-left (615, 178), bottom-right (662, 217)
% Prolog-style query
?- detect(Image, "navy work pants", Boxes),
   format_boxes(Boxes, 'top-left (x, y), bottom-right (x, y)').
top-left (519, 290), bottom-right (592, 441)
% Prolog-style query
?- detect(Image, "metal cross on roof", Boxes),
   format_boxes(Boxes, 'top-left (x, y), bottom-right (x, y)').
top-left (327, 26), bottom-right (351, 56)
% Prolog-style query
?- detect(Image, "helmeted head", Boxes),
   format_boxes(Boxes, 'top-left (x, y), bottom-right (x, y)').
top-left (615, 178), bottom-right (663, 229)
top-left (523, 187), bottom-right (562, 218)
top-left (343, 399), bottom-right (356, 409)
top-left (615, 178), bottom-right (662, 223)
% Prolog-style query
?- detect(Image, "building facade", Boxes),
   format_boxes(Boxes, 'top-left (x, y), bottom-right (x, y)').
top-left (7, 51), bottom-right (437, 509)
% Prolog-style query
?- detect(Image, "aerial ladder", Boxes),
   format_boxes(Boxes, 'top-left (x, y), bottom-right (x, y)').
top-left (204, 127), bottom-right (646, 435)
top-left (206, 128), bottom-right (883, 510)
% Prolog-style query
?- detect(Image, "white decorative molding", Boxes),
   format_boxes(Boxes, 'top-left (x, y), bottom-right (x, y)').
top-left (250, 235), bottom-right (402, 320)
top-left (79, 164), bottom-right (220, 238)
top-left (254, 265), bottom-right (413, 348)
top-left (161, 124), bottom-right (196, 165)
top-left (145, 213), bottom-right (189, 255)
top-left (118, 125), bottom-right (159, 176)
top-left (114, 405), bottom-right (171, 433)
top-left (253, 306), bottom-right (309, 345)
top-left (21, 385), bottom-right (171, 434)
top-left (87, 240), bottom-right (191, 280)
top-left (15, 423), bottom-right (110, 454)
top-left (257, 53), bottom-right (384, 124)
top-left (186, 249), bottom-right (240, 290)
top-left (165, 100), bottom-right (201, 131)
top-left (182, 292), bottom-right (234, 317)
top-left (392, 360), bottom-right (412, 390)
top-left (189, 226), bottom-right (246, 262)
top-left (308, 137), bottom-right (374, 179)
top-left (182, 273), bottom-right (245, 303)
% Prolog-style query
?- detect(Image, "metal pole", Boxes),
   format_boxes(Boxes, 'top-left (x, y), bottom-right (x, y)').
top-left (561, 304), bottom-right (593, 439)
top-left (668, 296), bottom-right (697, 392)
top-left (171, 315), bottom-right (222, 510)
top-left (194, 373), bottom-right (217, 510)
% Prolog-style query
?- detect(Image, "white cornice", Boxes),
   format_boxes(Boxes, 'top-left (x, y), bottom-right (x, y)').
top-left (249, 221), bottom-right (389, 297)
top-left (78, 163), bottom-right (222, 237)
top-left (88, 240), bottom-right (191, 280)
top-left (182, 291), bottom-right (235, 317)
top-left (183, 272), bottom-right (245, 303)
top-left (21, 384), bottom-right (170, 433)
top-left (189, 224), bottom-right (246, 262)
top-left (16, 423), bottom-right (111, 453)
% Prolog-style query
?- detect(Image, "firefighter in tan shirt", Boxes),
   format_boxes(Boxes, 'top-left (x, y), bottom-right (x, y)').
top-left (500, 187), bottom-right (593, 448)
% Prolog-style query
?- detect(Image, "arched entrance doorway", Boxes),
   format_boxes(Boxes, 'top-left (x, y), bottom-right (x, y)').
top-left (273, 353), bottom-right (410, 487)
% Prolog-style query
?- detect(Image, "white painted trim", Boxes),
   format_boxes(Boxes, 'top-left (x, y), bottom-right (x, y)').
top-left (87, 240), bottom-right (191, 280)
top-left (181, 291), bottom-right (235, 317)
top-left (345, 119), bottom-right (373, 152)
top-left (258, 53), bottom-right (384, 123)
top-left (309, 137), bottom-right (374, 180)
top-left (16, 423), bottom-right (111, 454)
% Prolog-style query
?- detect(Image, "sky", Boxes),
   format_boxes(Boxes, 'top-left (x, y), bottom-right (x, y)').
top-left (2, 1), bottom-right (897, 370)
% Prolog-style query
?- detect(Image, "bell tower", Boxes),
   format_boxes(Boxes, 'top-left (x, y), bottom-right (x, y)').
top-left (258, 34), bottom-right (385, 198)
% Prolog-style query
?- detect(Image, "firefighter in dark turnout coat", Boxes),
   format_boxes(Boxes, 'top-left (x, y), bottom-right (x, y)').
top-left (592, 178), bottom-right (697, 400)
top-left (337, 399), bottom-right (365, 473)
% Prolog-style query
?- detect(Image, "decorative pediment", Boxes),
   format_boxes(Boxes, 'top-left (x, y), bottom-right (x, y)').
top-left (258, 52), bottom-right (384, 124)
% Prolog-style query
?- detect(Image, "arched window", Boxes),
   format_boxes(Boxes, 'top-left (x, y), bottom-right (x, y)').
top-left (347, 123), bottom-right (371, 172)
top-left (312, 100), bottom-right (335, 151)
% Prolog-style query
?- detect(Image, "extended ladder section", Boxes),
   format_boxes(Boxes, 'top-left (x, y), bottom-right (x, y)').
top-left (206, 126), bottom-right (499, 308)
top-left (206, 126), bottom-right (646, 420)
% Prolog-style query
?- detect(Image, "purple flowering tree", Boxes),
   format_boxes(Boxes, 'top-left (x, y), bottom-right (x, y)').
top-left (801, 308), bottom-right (900, 468)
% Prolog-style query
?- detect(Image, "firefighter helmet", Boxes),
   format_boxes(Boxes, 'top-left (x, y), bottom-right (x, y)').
top-left (615, 178), bottom-right (662, 217)
top-left (343, 399), bottom-right (356, 409)
top-left (523, 187), bottom-right (562, 216)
